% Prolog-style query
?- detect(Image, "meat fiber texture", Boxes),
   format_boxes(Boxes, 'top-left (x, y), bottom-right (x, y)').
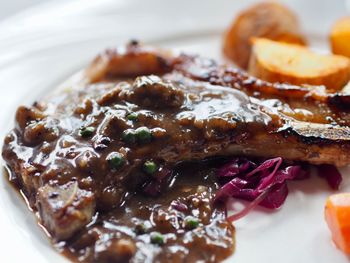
top-left (3, 41), bottom-right (350, 240)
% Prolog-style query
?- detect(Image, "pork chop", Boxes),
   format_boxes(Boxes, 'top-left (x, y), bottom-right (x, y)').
top-left (3, 41), bottom-right (350, 242)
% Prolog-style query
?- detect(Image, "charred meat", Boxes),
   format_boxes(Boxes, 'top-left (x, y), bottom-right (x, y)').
top-left (3, 41), bottom-right (350, 262)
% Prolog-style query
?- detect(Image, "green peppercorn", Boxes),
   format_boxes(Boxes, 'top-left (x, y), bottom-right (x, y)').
top-left (107, 152), bottom-right (125, 169)
top-left (135, 126), bottom-right (152, 144)
top-left (79, 126), bottom-right (95, 137)
top-left (183, 216), bottom-right (200, 230)
top-left (134, 222), bottom-right (149, 235)
top-left (150, 231), bottom-right (164, 245)
top-left (127, 112), bottom-right (138, 121)
top-left (122, 129), bottom-right (136, 144)
top-left (143, 161), bottom-right (158, 175)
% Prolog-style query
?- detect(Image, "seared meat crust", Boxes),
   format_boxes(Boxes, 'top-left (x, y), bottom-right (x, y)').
top-left (3, 41), bottom-right (350, 240)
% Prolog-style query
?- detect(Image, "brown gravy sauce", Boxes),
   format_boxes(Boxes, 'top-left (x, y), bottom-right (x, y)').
top-left (5, 161), bottom-right (235, 263)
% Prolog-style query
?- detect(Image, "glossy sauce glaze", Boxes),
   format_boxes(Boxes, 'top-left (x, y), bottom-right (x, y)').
top-left (2, 75), bottom-right (245, 262)
top-left (3, 43), bottom-right (350, 263)
top-left (61, 162), bottom-right (235, 263)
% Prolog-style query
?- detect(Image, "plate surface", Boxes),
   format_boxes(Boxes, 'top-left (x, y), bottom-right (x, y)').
top-left (1, 0), bottom-right (350, 262)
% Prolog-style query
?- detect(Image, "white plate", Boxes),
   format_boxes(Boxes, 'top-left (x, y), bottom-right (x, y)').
top-left (1, 0), bottom-right (350, 262)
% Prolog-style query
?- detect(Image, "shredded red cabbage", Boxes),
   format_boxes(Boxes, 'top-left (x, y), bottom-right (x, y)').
top-left (214, 157), bottom-right (309, 221)
top-left (215, 157), bottom-right (344, 222)
top-left (316, 164), bottom-right (342, 190)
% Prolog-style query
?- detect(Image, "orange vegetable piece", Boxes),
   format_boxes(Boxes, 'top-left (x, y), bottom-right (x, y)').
top-left (325, 193), bottom-right (350, 254)
top-left (330, 17), bottom-right (350, 58)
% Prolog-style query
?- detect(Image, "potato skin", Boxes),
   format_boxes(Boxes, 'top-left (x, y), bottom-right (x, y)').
top-left (249, 38), bottom-right (350, 91)
top-left (223, 2), bottom-right (306, 69)
top-left (330, 17), bottom-right (350, 58)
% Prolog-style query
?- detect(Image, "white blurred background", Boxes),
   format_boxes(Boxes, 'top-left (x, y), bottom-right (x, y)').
top-left (0, 0), bottom-right (48, 20)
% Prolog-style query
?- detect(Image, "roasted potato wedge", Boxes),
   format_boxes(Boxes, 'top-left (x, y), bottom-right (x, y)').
top-left (223, 2), bottom-right (306, 69)
top-left (330, 17), bottom-right (350, 58)
top-left (248, 38), bottom-right (350, 91)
